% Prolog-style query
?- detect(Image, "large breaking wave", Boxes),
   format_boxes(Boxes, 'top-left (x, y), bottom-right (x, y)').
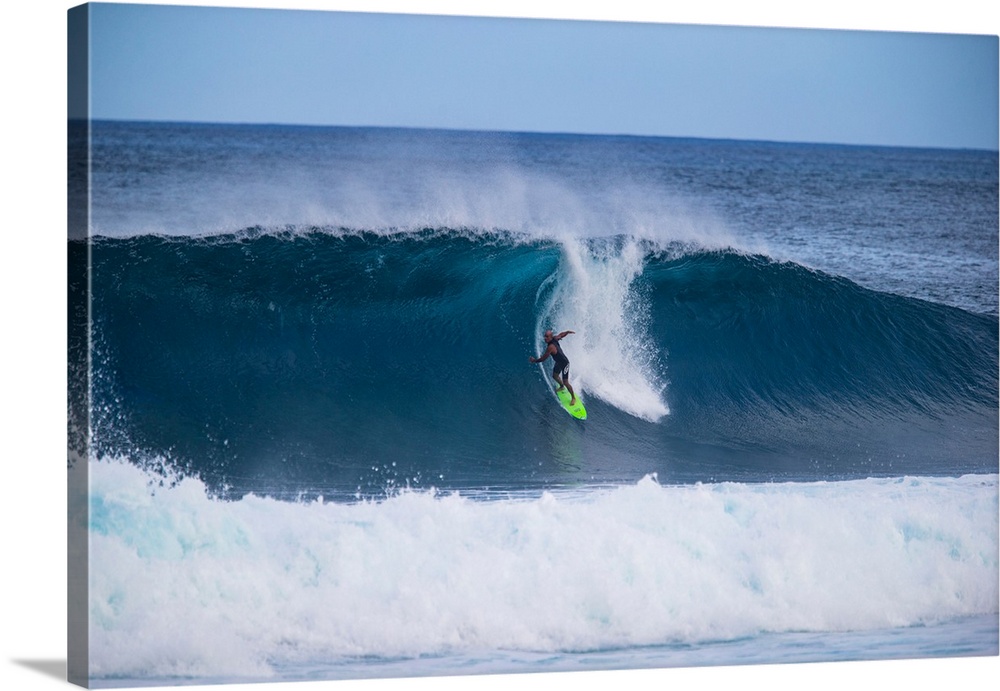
top-left (77, 227), bottom-right (998, 498)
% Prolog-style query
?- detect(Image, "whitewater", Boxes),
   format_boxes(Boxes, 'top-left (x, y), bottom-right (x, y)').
top-left (80, 460), bottom-right (997, 682)
top-left (70, 121), bottom-right (999, 685)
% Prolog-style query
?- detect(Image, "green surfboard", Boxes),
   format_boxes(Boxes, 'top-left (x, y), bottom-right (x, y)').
top-left (555, 387), bottom-right (587, 420)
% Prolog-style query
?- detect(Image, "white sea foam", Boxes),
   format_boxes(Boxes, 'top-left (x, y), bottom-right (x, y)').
top-left (83, 458), bottom-right (999, 680)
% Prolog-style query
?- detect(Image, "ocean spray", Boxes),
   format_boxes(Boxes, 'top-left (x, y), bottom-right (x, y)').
top-left (537, 235), bottom-right (670, 422)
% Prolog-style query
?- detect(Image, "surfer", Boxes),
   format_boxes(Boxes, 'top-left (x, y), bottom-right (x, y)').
top-left (529, 329), bottom-right (577, 405)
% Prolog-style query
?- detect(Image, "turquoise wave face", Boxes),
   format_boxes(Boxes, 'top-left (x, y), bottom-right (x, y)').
top-left (83, 229), bottom-right (998, 497)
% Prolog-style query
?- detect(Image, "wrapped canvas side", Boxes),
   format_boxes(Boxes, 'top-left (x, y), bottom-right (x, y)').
top-left (67, 4), bottom-right (91, 688)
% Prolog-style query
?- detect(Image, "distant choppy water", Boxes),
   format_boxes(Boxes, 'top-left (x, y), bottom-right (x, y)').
top-left (70, 121), bottom-right (998, 685)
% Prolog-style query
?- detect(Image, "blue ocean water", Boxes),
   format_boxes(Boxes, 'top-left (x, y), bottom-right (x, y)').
top-left (71, 121), bottom-right (999, 685)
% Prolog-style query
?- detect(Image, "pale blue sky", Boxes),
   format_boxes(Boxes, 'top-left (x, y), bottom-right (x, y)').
top-left (82, 2), bottom-right (999, 149)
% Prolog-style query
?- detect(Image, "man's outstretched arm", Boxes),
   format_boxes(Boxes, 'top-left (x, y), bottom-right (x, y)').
top-left (529, 346), bottom-right (554, 363)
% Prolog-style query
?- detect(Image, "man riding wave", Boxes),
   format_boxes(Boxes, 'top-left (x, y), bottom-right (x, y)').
top-left (529, 329), bottom-right (577, 406)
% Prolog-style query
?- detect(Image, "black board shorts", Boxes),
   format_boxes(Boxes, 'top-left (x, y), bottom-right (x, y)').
top-left (553, 362), bottom-right (570, 380)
